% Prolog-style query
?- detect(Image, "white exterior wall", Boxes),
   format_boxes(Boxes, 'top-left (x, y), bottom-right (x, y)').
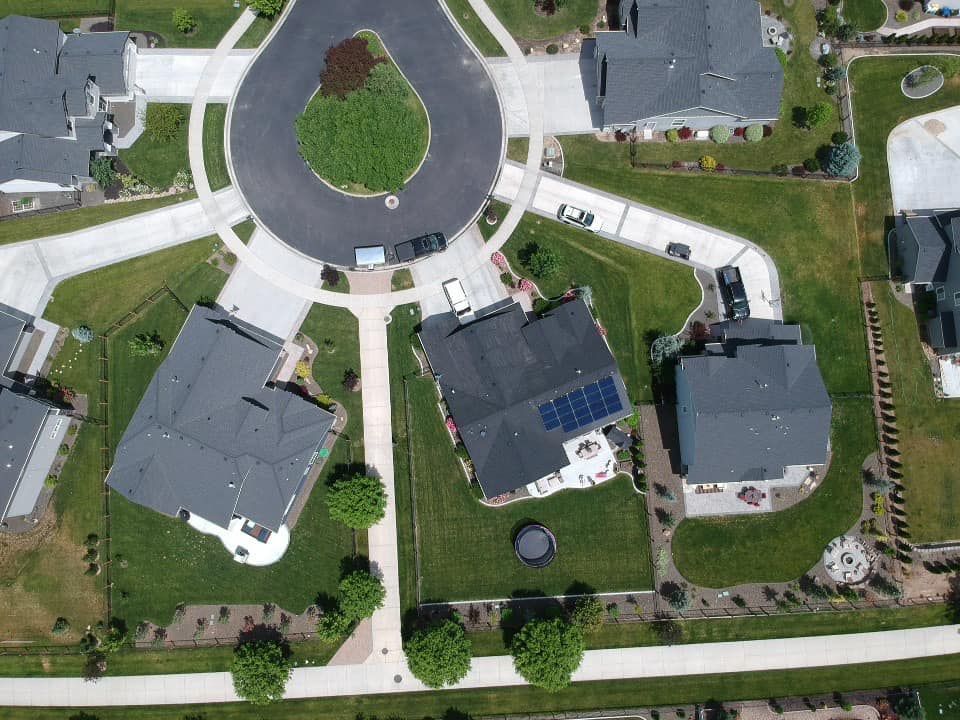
top-left (0, 179), bottom-right (75, 193)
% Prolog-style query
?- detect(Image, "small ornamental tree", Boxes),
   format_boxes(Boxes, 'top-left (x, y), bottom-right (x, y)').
top-left (72, 325), bottom-right (94, 344)
top-left (665, 128), bottom-right (680, 143)
top-left (128, 332), bottom-right (164, 357)
top-left (52, 617), bottom-right (71, 636)
top-left (89, 157), bottom-right (116, 189)
top-left (677, 126), bottom-right (693, 140)
top-left (511, 618), bottom-right (585, 691)
top-left (825, 141), bottom-right (861, 177)
top-left (806, 101), bottom-right (833, 129)
top-left (527, 245), bottom-right (561, 279)
top-left (698, 155), bottom-right (717, 172)
top-left (321, 264), bottom-right (341, 287)
top-left (405, 620), bottom-right (472, 688)
top-left (326, 474), bottom-right (387, 529)
top-left (667, 587), bottom-right (692, 612)
top-left (231, 639), bottom-right (292, 705)
top-left (145, 104), bottom-right (185, 143)
top-left (709, 125), bottom-right (732, 144)
top-left (831, 130), bottom-right (849, 145)
top-left (248, 0), bottom-right (285, 17)
top-left (172, 8), bottom-right (196, 33)
top-left (570, 596), bottom-right (604, 634)
top-left (320, 37), bottom-right (384, 98)
top-left (338, 570), bottom-right (386, 621)
top-left (744, 124), bottom-right (763, 142)
top-left (803, 157), bottom-right (821, 173)
top-left (316, 609), bottom-right (352, 641)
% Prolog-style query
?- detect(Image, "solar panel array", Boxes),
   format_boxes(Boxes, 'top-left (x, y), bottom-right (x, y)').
top-left (537, 377), bottom-right (624, 432)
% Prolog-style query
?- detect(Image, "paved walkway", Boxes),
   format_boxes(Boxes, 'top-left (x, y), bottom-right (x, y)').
top-left (493, 162), bottom-right (783, 320)
top-left (0, 624), bottom-right (956, 706)
top-left (136, 49), bottom-right (254, 102)
top-left (886, 106), bottom-right (960, 212)
top-left (0, 188), bottom-right (246, 317)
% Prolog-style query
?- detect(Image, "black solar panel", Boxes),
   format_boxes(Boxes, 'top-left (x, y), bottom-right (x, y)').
top-left (537, 377), bottom-right (624, 433)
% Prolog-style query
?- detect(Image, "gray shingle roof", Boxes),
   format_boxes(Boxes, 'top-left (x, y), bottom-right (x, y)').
top-left (107, 306), bottom-right (336, 532)
top-left (676, 324), bottom-right (831, 485)
top-left (60, 31), bottom-right (131, 96)
top-left (0, 132), bottom-right (92, 185)
top-left (596, 0), bottom-right (783, 125)
top-left (418, 300), bottom-right (630, 498)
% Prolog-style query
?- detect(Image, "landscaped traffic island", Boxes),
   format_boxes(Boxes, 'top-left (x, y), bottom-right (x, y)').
top-left (296, 32), bottom-right (429, 195)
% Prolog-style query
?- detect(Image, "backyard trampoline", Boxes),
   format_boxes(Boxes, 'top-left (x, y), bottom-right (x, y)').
top-left (514, 524), bottom-right (557, 568)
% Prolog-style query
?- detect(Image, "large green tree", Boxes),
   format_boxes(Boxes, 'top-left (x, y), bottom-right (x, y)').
top-left (511, 618), bottom-right (585, 691)
top-left (326, 474), bottom-right (387, 529)
top-left (405, 620), bottom-right (472, 688)
top-left (230, 640), bottom-right (291, 705)
top-left (338, 570), bottom-right (386, 621)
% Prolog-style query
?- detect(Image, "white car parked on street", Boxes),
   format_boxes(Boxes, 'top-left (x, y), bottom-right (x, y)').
top-left (557, 204), bottom-right (603, 233)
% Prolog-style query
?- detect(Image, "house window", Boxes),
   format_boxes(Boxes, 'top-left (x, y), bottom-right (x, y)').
top-left (11, 197), bottom-right (35, 214)
top-left (670, 119), bottom-right (687, 127)
top-left (937, 286), bottom-right (946, 301)
top-left (954, 291), bottom-right (960, 307)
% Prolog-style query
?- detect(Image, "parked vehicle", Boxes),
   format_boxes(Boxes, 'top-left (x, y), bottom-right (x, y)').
top-left (394, 232), bottom-right (447, 262)
top-left (717, 265), bottom-right (750, 320)
top-left (442, 278), bottom-right (472, 317)
top-left (557, 204), bottom-right (603, 232)
top-left (666, 242), bottom-right (691, 260)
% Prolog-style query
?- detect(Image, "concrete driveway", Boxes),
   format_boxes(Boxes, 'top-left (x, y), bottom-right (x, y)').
top-left (229, 0), bottom-right (503, 267)
top-left (488, 48), bottom-right (600, 137)
top-left (136, 49), bottom-right (254, 103)
top-left (887, 106), bottom-right (960, 211)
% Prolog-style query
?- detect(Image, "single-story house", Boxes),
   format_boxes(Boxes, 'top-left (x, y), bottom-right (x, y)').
top-left (0, 15), bottom-right (139, 217)
top-left (106, 306), bottom-right (336, 563)
top-left (594, 0), bottom-right (784, 133)
top-left (891, 209), bottom-right (960, 355)
top-left (675, 318), bottom-right (831, 486)
top-left (0, 307), bottom-right (67, 526)
top-left (418, 299), bottom-right (631, 499)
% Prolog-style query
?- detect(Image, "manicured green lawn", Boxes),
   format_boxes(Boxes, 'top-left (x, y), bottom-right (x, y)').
top-left (469, 603), bottom-right (952, 655)
top-left (672, 398), bottom-right (874, 587)
top-left (0, 0), bottom-right (108, 14)
top-left (559, 152), bottom-right (869, 394)
top-left (843, 0), bottom-right (888, 31)
top-left (115, 0), bottom-right (273, 49)
top-left (443, 0), bottom-right (505, 55)
top-left (203, 103), bottom-right (231, 191)
top-left (849, 56), bottom-right (960, 276)
top-left (389, 305), bottom-right (653, 603)
top-left (487, 0), bottom-right (597, 40)
top-left (501, 212), bottom-right (700, 403)
top-left (0, 193), bottom-right (196, 246)
top-left (110, 302), bottom-right (362, 627)
top-left (3, 656), bottom-right (960, 719)
top-left (551, 0), bottom-right (839, 171)
top-left (119, 104), bottom-right (190, 189)
top-left (921, 682), bottom-right (960, 719)
top-left (875, 284), bottom-right (960, 542)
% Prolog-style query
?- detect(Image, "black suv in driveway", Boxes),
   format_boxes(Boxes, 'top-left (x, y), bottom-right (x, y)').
top-left (717, 265), bottom-right (750, 320)
top-left (394, 232), bottom-right (447, 262)
top-left (666, 242), bottom-right (691, 260)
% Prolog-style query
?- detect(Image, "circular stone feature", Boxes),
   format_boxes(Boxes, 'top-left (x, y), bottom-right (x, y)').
top-left (822, 534), bottom-right (875, 584)
top-left (515, 524), bottom-right (557, 568)
top-left (385, 194), bottom-right (399, 210)
top-left (901, 65), bottom-right (944, 100)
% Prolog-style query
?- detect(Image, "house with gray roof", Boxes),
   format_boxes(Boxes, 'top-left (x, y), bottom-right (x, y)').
top-left (418, 300), bottom-right (631, 499)
top-left (675, 319), bottom-right (831, 486)
top-left (892, 209), bottom-right (960, 355)
top-left (0, 15), bottom-right (138, 217)
top-left (107, 306), bottom-right (336, 562)
top-left (0, 306), bottom-right (68, 527)
top-left (594, 0), bottom-right (784, 133)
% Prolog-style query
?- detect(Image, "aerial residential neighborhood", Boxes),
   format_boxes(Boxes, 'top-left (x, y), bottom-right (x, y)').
top-left (0, 0), bottom-right (957, 717)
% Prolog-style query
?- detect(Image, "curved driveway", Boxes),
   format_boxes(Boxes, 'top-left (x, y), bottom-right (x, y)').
top-left (229, 0), bottom-right (503, 266)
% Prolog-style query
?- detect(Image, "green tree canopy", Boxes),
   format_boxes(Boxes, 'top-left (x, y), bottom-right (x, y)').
top-left (230, 640), bottom-right (291, 705)
top-left (248, 0), bottom-right (285, 16)
top-left (524, 244), bottom-right (561, 278)
top-left (405, 620), bottom-right (472, 688)
top-left (338, 570), bottom-right (386, 621)
top-left (570, 596), bottom-right (604, 634)
top-left (806, 102), bottom-right (833, 129)
top-left (511, 618), bottom-right (585, 691)
top-left (327, 474), bottom-right (387, 529)
top-left (825, 142), bottom-right (862, 178)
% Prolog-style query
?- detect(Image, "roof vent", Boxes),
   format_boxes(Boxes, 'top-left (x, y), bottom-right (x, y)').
top-left (668, 58), bottom-right (677, 69)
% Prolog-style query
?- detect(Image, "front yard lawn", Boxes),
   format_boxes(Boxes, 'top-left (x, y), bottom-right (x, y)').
top-left (486, 0), bottom-right (598, 41)
top-left (443, 0), bottom-right (505, 56)
top-left (875, 283), bottom-right (960, 543)
top-left (500, 212), bottom-right (701, 404)
top-left (114, 0), bottom-right (273, 49)
top-left (842, 0), bottom-right (888, 31)
top-left (672, 398), bottom-right (874, 587)
top-left (203, 103), bottom-right (230, 191)
top-left (118, 104), bottom-right (190, 190)
top-left (389, 305), bottom-right (653, 604)
top-left (849, 56), bottom-right (960, 276)
top-left (558, 154), bottom-right (869, 395)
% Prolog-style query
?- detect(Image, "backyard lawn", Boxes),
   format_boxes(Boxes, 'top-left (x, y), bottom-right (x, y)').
top-left (119, 104), bottom-right (190, 190)
top-left (500, 212), bottom-right (701, 403)
top-left (558, 152), bottom-right (869, 395)
top-left (110, 302), bottom-right (362, 626)
top-left (0, 0), bottom-right (109, 14)
top-left (875, 284), bottom-right (960, 543)
top-left (849, 56), bottom-right (960, 276)
top-left (389, 305), bottom-right (653, 604)
top-left (842, 0), bottom-right (887, 30)
top-left (115, 0), bottom-right (274, 49)
top-left (203, 104), bottom-right (230, 191)
top-left (672, 398), bottom-right (875, 587)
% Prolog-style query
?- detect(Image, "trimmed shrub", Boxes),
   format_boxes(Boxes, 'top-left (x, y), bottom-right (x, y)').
top-left (772, 163), bottom-right (788, 176)
top-left (526, 244), bottom-right (561, 279)
top-left (677, 126), bottom-right (693, 140)
top-left (665, 128), bottom-right (680, 143)
top-left (709, 125), bottom-right (732, 144)
top-left (172, 8), bottom-right (196, 33)
top-left (145, 104), bottom-right (185, 143)
top-left (579, 24), bottom-right (591, 34)
top-left (320, 37), bottom-right (384, 99)
top-left (806, 101), bottom-right (834, 129)
top-left (763, 124), bottom-right (773, 137)
top-left (72, 325), bottom-right (95, 344)
top-left (570, 596), bottom-right (604, 633)
top-left (803, 157), bottom-right (821, 172)
top-left (699, 155), bottom-right (717, 172)
top-left (248, 0), bottom-right (285, 17)
top-left (52, 617), bottom-right (70, 636)
top-left (545, 43), bottom-right (560, 54)
top-left (744, 124), bottom-right (763, 142)
top-left (316, 610), bottom-right (352, 641)
top-left (832, 130), bottom-right (849, 145)
top-left (89, 157), bottom-right (116, 189)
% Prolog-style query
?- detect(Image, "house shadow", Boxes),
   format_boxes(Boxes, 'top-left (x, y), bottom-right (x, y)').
top-left (653, 404), bottom-right (683, 475)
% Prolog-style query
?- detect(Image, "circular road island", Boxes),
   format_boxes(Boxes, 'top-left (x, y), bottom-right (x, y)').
top-left (229, 0), bottom-right (504, 267)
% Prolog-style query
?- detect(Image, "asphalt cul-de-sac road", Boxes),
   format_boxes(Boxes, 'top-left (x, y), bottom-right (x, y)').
top-left (229, 0), bottom-right (504, 267)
